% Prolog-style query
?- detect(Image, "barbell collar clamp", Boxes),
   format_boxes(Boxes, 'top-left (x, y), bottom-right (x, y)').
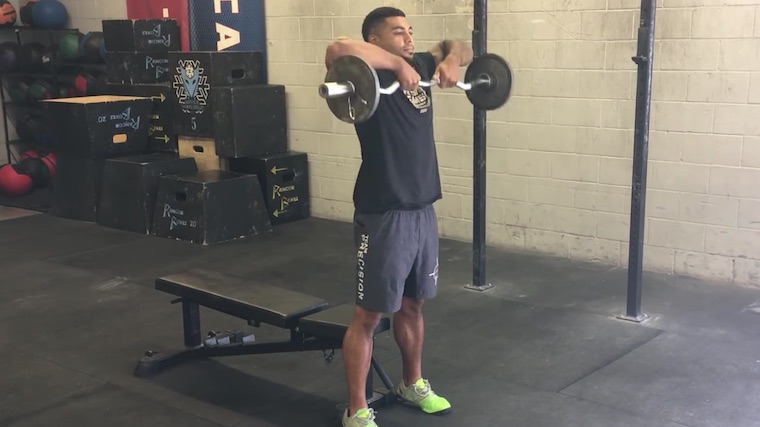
top-left (458, 75), bottom-right (492, 91)
top-left (319, 82), bottom-right (356, 99)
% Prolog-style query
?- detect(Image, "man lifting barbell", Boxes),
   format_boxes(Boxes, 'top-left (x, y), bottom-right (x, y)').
top-left (321, 24), bottom-right (512, 125)
top-left (323, 7), bottom-right (504, 427)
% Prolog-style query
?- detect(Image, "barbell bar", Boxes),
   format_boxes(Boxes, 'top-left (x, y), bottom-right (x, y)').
top-left (319, 76), bottom-right (492, 99)
top-left (320, 53), bottom-right (513, 124)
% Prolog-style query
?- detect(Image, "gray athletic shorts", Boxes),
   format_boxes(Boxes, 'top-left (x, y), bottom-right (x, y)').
top-left (353, 205), bottom-right (439, 313)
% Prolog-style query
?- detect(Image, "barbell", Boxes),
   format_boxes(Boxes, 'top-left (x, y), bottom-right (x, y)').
top-left (319, 53), bottom-right (514, 124)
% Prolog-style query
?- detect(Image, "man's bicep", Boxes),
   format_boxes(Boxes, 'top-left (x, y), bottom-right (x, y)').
top-left (428, 42), bottom-right (446, 65)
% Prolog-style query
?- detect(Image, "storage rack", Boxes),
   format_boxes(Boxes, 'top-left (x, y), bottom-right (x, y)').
top-left (0, 26), bottom-right (106, 164)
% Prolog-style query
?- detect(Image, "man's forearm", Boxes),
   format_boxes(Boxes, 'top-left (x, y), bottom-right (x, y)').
top-left (325, 37), bottom-right (405, 71)
top-left (439, 40), bottom-right (473, 66)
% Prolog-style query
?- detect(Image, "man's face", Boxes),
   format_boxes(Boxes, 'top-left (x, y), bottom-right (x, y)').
top-left (368, 16), bottom-right (414, 60)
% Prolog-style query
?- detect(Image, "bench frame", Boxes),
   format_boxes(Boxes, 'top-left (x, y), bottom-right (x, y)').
top-left (135, 282), bottom-right (396, 410)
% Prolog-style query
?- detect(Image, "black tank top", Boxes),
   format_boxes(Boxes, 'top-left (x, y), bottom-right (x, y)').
top-left (352, 52), bottom-right (442, 214)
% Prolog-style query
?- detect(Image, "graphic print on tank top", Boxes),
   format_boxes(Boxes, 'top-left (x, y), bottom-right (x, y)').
top-left (403, 87), bottom-right (431, 113)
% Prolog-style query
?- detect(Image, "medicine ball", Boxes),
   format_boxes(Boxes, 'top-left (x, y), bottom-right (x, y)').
top-left (16, 156), bottom-right (50, 188)
top-left (18, 148), bottom-right (47, 162)
top-left (19, 0), bottom-right (37, 27)
top-left (58, 32), bottom-right (82, 62)
top-left (7, 79), bottom-right (30, 104)
top-left (19, 149), bottom-right (57, 178)
top-left (15, 115), bottom-right (35, 142)
top-left (0, 1), bottom-right (16, 27)
top-left (16, 113), bottom-right (46, 143)
top-left (17, 42), bottom-right (45, 72)
top-left (79, 31), bottom-right (104, 63)
top-left (0, 163), bottom-right (34, 197)
top-left (41, 43), bottom-right (59, 70)
top-left (31, 0), bottom-right (67, 29)
top-left (27, 79), bottom-right (53, 102)
top-left (74, 71), bottom-right (96, 96)
top-left (55, 84), bottom-right (72, 98)
top-left (0, 41), bottom-right (18, 73)
top-left (20, 149), bottom-right (41, 160)
top-left (40, 152), bottom-right (56, 177)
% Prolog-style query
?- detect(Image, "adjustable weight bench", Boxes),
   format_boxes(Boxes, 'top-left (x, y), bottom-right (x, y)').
top-left (135, 268), bottom-right (396, 409)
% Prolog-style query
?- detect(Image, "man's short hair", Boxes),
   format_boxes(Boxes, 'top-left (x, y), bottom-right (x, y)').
top-left (362, 7), bottom-right (406, 41)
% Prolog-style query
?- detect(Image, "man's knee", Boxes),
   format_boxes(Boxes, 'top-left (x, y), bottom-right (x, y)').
top-left (399, 297), bottom-right (424, 315)
top-left (350, 305), bottom-right (384, 333)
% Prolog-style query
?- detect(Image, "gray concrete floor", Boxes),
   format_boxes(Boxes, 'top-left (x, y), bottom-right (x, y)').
top-left (0, 205), bottom-right (40, 221)
top-left (1, 211), bottom-right (759, 427)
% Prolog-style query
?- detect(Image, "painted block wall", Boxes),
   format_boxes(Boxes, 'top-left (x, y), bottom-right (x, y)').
top-left (264, 0), bottom-right (760, 287)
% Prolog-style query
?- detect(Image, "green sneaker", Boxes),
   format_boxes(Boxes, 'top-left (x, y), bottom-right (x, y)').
top-left (342, 407), bottom-right (378, 427)
top-left (396, 378), bottom-right (452, 415)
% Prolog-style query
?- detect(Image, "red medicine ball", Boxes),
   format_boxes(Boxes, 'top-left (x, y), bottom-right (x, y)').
top-left (19, 149), bottom-right (55, 177)
top-left (20, 148), bottom-right (41, 159)
top-left (0, 163), bottom-right (34, 197)
top-left (0, 1), bottom-right (17, 27)
top-left (40, 151), bottom-right (56, 176)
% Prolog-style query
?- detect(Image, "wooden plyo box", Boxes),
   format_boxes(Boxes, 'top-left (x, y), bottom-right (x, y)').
top-left (178, 135), bottom-right (228, 172)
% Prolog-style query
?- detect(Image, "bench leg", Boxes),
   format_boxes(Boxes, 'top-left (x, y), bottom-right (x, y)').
top-left (183, 301), bottom-right (201, 347)
top-left (364, 354), bottom-right (396, 409)
top-left (371, 355), bottom-right (394, 391)
top-left (134, 300), bottom-right (204, 377)
top-left (335, 339), bottom-right (396, 416)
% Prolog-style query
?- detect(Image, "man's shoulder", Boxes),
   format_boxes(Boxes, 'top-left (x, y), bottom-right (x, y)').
top-left (375, 69), bottom-right (397, 88)
top-left (413, 52), bottom-right (437, 77)
top-left (413, 51), bottom-right (436, 64)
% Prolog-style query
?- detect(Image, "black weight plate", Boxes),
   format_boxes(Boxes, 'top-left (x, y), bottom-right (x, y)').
top-left (465, 53), bottom-right (513, 110)
top-left (324, 55), bottom-right (380, 124)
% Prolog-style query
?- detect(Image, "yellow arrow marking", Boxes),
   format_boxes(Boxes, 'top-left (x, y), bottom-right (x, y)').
top-left (271, 166), bottom-right (287, 175)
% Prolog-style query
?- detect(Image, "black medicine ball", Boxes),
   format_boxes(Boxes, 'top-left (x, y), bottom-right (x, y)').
top-left (17, 42), bottom-right (45, 72)
top-left (16, 156), bottom-right (50, 188)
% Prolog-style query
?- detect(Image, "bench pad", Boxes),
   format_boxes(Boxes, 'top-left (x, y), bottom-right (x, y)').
top-left (299, 304), bottom-right (391, 341)
top-left (155, 268), bottom-right (330, 329)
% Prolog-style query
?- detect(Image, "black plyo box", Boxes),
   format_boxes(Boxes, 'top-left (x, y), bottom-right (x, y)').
top-left (168, 51), bottom-right (266, 136)
top-left (103, 19), bottom-right (180, 52)
top-left (106, 83), bottom-right (177, 153)
top-left (229, 151), bottom-right (310, 225)
top-left (43, 95), bottom-right (152, 158)
top-left (52, 156), bottom-right (107, 222)
top-left (97, 154), bottom-right (198, 234)
top-left (211, 84), bottom-right (287, 158)
top-left (106, 52), bottom-right (170, 84)
top-left (152, 170), bottom-right (273, 245)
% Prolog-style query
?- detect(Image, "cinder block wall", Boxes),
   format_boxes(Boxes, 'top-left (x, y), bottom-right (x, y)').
top-left (57, 0), bottom-right (127, 33)
top-left (3, 0), bottom-right (756, 287)
top-left (265, 0), bottom-right (760, 287)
